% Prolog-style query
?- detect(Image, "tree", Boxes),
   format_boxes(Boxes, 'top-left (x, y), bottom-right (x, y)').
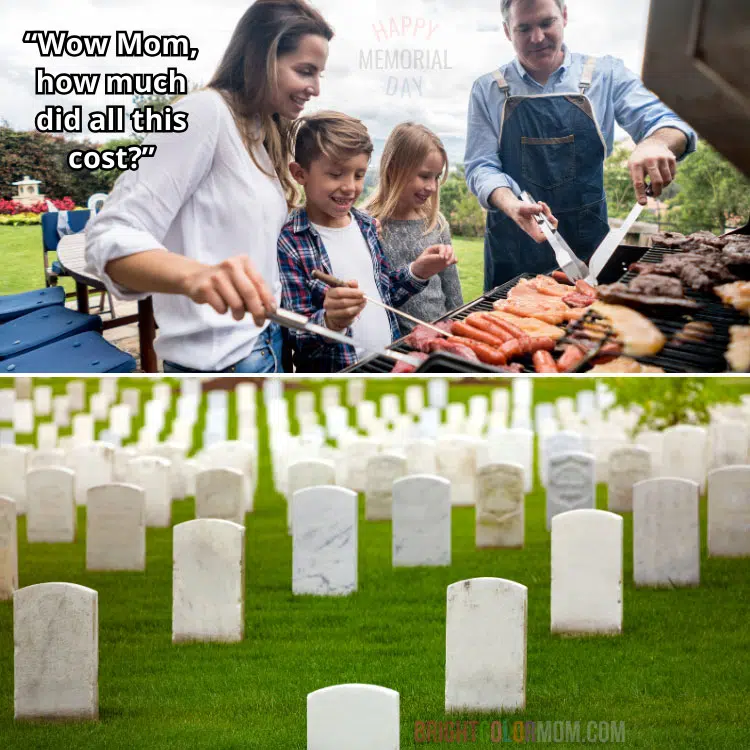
top-left (440, 166), bottom-right (486, 237)
top-left (606, 378), bottom-right (740, 435)
top-left (667, 142), bottom-right (750, 234)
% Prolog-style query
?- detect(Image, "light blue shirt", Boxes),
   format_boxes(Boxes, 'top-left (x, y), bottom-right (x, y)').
top-left (464, 47), bottom-right (698, 209)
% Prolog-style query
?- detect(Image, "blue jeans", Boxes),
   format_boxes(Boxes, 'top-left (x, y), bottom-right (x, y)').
top-left (163, 324), bottom-right (284, 374)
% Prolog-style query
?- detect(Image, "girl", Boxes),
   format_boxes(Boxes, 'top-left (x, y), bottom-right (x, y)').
top-left (363, 123), bottom-right (463, 336)
top-left (85, 0), bottom-right (334, 373)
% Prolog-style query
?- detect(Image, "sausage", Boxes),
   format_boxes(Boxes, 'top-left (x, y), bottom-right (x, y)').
top-left (556, 344), bottom-right (587, 373)
top-left (533, 350), bottom-right (558, 373)
top-left (465, 314), bottom-right (515, 343)
top-left (451, 321), bottom-right (508, 349)
top-left (552, 270), bottom-right (575, 286)
top-left (499, 338), bottom-right (524, 361)
top-left (428, 338), bottom-right (480, 362)
top-left (526, 337), bottom-right (557, 353)
top-left (449, 337), bottom-right (507, 366)
top-left (485, 315), bottom-right (527, 340)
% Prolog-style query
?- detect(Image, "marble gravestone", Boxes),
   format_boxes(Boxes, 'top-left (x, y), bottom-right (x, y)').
top-left (286, 459), bottom-right (336, 533)
top-left (292, 486), bottom-right (357, 596)
top-left (476, 463), bottom-right (525, 549)
top-left (365, 454), bottom-right (407, 521)
top-left (33, 386), bottom-right (52, 417)
top-left (150, 443), bottom-right (188, 501)
top-left (67, 442), bottom-right (115, 506)
top-left (86, 484), bottom-right (146, 571)
top-left (14, 583), bottom-right (98, 720)
top-left (344, 438), bottom-right (380, 494)
top-left (25, 468), bottom-right (76, 543)
top-left (195, 468), bottom-right (245, 526)
top-left (36, 423), bottom-right (58, 451)
top-left (541, 431), bottom-right (587, 486)
top-left (551, 509), bottom-right (623, 635)
top-left (0, 444), bottom-right (29, 514)
top-left (436, 436), bottom-right (479, 507)
top-left (172, 519), bottom-right (245, 643)
top-left (28, 448), bottom-right (66, 472)
top-left (546, 452), bottom-right (595, 530)
top-left (607, 446), bottom-right (652, 513)
top-left (661, 425), bottom-right (708, 491)
top-left (633, 478), bottom-right (700, 587)
top-left (392, 475), bottom-right (451, 567)
top-left (407, 439), bottom-right (437, 475)
top-left (0, 496), bottom-right (18, 600)
top-left (445, 578), bottom-right (527, 712)
top-left (710, 421), bottom-right (749, 470)
top-left (307, 684), bottom-right (399, 750)
top-left (199, 441), bottom-right (255, 511)
top-left (707, 466), bottom-right (750, 557)
top-left (127, 455), bottom-right (172, 527)
top-left (487, 428), bottom-right (534, 493)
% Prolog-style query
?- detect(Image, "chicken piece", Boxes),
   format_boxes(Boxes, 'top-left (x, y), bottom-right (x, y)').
top-left (715, 281), bottom-right (750, 314)
top-left (589, 357), bottom-right (664, 374)
top-left (488, 310), bottom-right (566, 340)
top-left (589, 301), bottom-right (666, 357)
top-left (525, 275), bottom-right (571, 298)
top-left (726, 326), bottom-right (750, 372)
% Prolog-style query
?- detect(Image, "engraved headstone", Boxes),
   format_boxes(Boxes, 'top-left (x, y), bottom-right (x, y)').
top-left (436, 436), bottom-right (479, 507)
top-left (195, 468), bottom-right (245, 526)
top-left (607, 446), bottom-right (652, 513)
top-left (487, 428), bottom-right (534, 493)
top-left (476, 463), bottom-right (524, 548)
top-left (662, 425), bottom-right (708, 491)
top-left (546, 452), bottom-right (596, 530)
top-left (344, 438), bottom-right (380, 493)
top-left (365, 453), bottom-right (407, 521)
top-left (26, 468), bottom-right (76, 543)
top-left (286, 459), bottom-right (336, 532)
top-left (0, 496), bottom-right (18, 599)
top-left (407, 438), bottom-right (437, 475)
top-left (707, 466), bottom-right (750, 557)
top-left (199, 441), bottom-right (255, 511)
top-left (28, 448), bottom-right (66, 472)
top-left (392, 475), bottom-right (451, 566)
top-left (127, 455), bottom-right (171, 527)
top-left (0, 444), bottom-right (29, 514)
top-left (86, 484), bottom-right (145, 571)
top-left (66, 442), bottom-right (114, 506)
top-left (542, 431), bottom-right (588, 487)
top-left (710, 420), bottom-right (749, 469)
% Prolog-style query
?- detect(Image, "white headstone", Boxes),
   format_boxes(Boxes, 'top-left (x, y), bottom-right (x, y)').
top-left (0, 428), bottom-right (15, 445)
top-left (172, 519), bottom-right (245, 642)
top-left (293, 486), bottom-right (357, 596)
top-left (152, 382), bottom-right (172, 405)
top-left (235, 382), bottom-right (257, 413)
top-left (633, 478), bottom-right (700, 587)
top-left (707, 466), bottom-right (750, 557)
top-left (196, 468), bottom-right (245, 526)
top-left (127, 456), bottom-right (171, 527)
top-left (109, 403), bottom-right (132, 439)
top-left (14, 583), bottom-right (98, 720)
top-left (405, 385), bottom-right (425, 416)
top-left (546, 452), bottom-right (596, 530)
top-left (487, 428), bottom-right (533, 493)
top-left (295, 390), bottom-right (316, 417)
top-left (491, 388), bottom-right (509, 416)
top-left (0, 496), bottom-right (18, 599)
top-left (476, 463), bottom-right (525, 548)
top-left (436, 436), bottom-right (479, 507)
top-left (365, 453), bottom-right (407, 521)
top-left (199, 441), bottom-right (255, 512)
top-left (344, 438), bottom-right (380, 493)
top-left (445, 578), bottom-right (527, 712)
top-left (66, 442), bottom-right (114, 506)
top-left (307, 684), bottom-right (399, 750)
top-left (635, 430), bottom-right (663, 476)
top-left (71, 413), bottom-right (95, 447)
top-left (89, 392), bottom-right (110, 421)
top-left (710, 420), bottom-right (749, 469)
top-left (325, 405), bottom-right (349, 440)
top-left (13, 399), bottom-right (34, 434)
top-left (36, 422), bottom-right (58, 451)
top-left (607, 446), bottom-right (652, 513)
top-left (345, 378), bottom-right (366, 406)
top-left (392, 475), bottom-right (451, 567)
top-left (407, 438), bottom-right (437, 475)
top-left (0, 387), bottom-right (15, 421)
top-left (65, 380), bottom-right (86, 412)
top-left (542, 431), bottom-right (588, 486)
top-left (14, 377), bottom-right (32, 399)
top-left (150, 443), bottom-right (188, 500)
top-left (356, 400), bottom-right (377, 430)
top-left (428, 379), bottom-right (448, 409)
top-left (551, 509), bottom-right (623, 635)
top-left (418, 408), bottom-right (440, 440)
top-left (32, 386), bottom-right (52, 417)
top-left (286, 459), bottom-right (336, 532)
top-left (26, 468), bottom-right (76, 543)
top-left (444, 402), bottom-right (466, 432)
top-left (380, 394), bottom-right (401, 422)
top-left (28, 448), bottom-right (66, 471)
top-left (661, 425), bottom-right (708, 491)
top-left (86, 484), bottom-right (146, 571)
top-left (119, 387), bottom-right (140, 415)
top-left (97, 378), bottom-right (118, 405)
top-left (0, 444), bottom-right (29, 514)
top-left (321, 385), bottom-right (341, 411)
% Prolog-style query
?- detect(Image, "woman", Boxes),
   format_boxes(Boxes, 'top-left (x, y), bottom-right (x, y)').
top-left (86, 0), bottom-right (334, 372)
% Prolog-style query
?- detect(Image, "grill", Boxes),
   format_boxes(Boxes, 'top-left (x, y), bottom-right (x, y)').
top-left (343, 242), bottom-right (749, 375)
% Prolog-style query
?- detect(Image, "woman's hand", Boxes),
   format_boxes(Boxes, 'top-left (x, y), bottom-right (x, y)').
top-left (323, 281), bottom-right (366, 332)
top-left (180, 256), bottom-right (277, 326)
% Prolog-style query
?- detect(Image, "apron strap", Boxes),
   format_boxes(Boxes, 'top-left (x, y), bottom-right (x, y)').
top-left (579, 56), bottom-right (597, 94)
top-left (492, 69), bottom-right (511, 99)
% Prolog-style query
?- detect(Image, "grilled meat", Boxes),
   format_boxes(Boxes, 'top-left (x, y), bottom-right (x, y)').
top-left (595, 278), bottom-right (700, 310)
top-left (715, 281), bottom-right (750, 314)
top-left (590, 301), bottom-right (666, 357)
top-left (650, 231), bottom-right (688, 248)
top-left (489, 311), bottom-right (565, 340)
top-left (402, 322), bottom-right (452, 352)
top-left (726, 326), bottom-right (750, 372)
top-left (589, 356), bottom-right (664, 373)
top-left (391, 352), bottom-right (428, 373)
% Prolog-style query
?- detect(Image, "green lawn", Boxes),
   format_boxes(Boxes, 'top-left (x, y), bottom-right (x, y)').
top-left (0, 226), bottom-right (485, 302)
top-left (1, 377), bottom-right (749, 748)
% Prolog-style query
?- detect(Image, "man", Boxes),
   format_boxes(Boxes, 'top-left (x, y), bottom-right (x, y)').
top-left (465, 0), bottom-right (697, 290)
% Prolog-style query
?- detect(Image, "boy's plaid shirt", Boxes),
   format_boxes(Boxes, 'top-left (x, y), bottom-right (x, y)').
top-left (277, 206), bottom-right (428, 372)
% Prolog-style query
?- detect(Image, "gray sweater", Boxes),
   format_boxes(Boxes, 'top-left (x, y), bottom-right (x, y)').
top-left (380, 217), bottom-right (464, 336)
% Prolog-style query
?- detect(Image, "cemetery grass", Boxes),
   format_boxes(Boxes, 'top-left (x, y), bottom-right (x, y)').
top-left (0, 227), bottom-right (484, 303)
top-left (1, 379), bottom-right (750, 748)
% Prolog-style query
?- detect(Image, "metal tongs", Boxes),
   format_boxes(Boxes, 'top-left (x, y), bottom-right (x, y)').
top-left (520, 191), bottom-right (589, 281)
top-left (268, 308), bottom-right (423, 368)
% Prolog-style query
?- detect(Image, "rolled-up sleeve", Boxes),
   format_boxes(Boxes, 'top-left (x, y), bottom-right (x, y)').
top-left (612, 58), bottom-right (697, 160)
top-left (464, 79), bottom-right (522, 210)
top-left (85, 91), bottom-right (221, 300)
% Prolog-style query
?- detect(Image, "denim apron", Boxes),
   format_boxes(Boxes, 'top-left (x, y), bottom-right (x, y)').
top-left (483, 57), bottom-right (610, 291)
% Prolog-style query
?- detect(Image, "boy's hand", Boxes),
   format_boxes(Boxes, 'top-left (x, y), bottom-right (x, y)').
top-left (323, 281), bottom-right (366, 332)
top-left (411, 244), bottom-right (458, 280)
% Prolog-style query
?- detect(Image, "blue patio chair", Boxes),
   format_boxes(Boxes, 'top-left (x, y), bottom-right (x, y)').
top-left (0, 286), bottom-right (65, 323)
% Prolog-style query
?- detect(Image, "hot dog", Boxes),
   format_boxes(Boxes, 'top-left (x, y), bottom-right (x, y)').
top-left (465, 314), bottom-right (515, 343)
top-left (499, 339), bottom-right (523, 361)
top-left (556, 344), bottom-right (587, 372)
top-left (532, 350), bottom-right (558, 373)
top-left (485, 315), bottom-right (527, 340)
top-left (449, 337), bottom-right (507, 366)
top-left (552, 271), bottom-right (575, 286)
top-left (526, 337), bottom-right (557, 353)
top-left (451, 321), bottom-right (508, 349)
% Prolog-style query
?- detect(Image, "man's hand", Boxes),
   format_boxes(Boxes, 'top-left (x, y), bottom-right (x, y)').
top-left (628, 130), bottom-right (686, 205)
top-left (411, 244), bottom-right (458, 279)
top-left (180, 255), bottom-right (276, 326)
top-left (490, 188), bottom-right (558, 244)
top-left (323, 281), bottom-right (366, 332)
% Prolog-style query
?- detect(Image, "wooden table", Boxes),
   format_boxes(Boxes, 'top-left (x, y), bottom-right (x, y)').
top-left (56, 233), bottom-right (157, 372)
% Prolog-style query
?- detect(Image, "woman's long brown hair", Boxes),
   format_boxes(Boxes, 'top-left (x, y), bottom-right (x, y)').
top-left (209, 0), bottom-right (334, 208)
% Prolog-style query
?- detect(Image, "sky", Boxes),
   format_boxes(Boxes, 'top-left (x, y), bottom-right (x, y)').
top-left (0, 0), bottom-right (652, 162)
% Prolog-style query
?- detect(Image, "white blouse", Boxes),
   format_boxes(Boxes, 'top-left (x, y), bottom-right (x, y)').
top-left (85, 88), bottom-right (289, 371)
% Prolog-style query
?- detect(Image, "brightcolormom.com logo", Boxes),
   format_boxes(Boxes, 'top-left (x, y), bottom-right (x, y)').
top-left (414, 719), bottom-right (626, 744)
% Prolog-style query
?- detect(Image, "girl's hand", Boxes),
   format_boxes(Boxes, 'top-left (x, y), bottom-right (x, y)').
top-left (323, 281), bottom-right (366, 332)
top-left (411, 244), bottom-right (458, 279)
top-left (180, 256), bottom-right (276, 326)
top-left (374, 217), bottom-right (383, 240)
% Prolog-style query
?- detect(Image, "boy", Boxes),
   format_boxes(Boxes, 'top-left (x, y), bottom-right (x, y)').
top-left (278, 111), bottom-right (457, 372)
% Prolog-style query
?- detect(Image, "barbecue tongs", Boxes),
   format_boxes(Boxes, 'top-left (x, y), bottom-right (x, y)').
top-left (267, 308), bottom-right (423, 367)
top-left (520, 192), bottom-right (589, 281)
